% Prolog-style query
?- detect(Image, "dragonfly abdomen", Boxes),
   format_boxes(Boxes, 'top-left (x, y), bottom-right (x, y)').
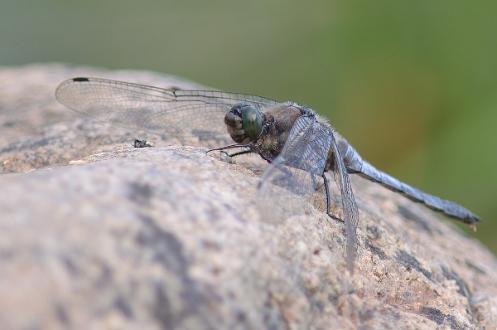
top-left (355, 160), bottom-right (479, 225)
top-left (331, 135), bottom-right (480, 225)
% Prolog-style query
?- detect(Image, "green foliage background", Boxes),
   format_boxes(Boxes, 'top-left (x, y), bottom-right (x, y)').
top-left (1, 0), bottom-right (495, 252)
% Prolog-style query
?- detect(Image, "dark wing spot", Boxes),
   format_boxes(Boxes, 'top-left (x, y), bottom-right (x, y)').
top-left (169, 86), bottom-right (182, 92)
top-left (72, 77), bottom-right (89, 82)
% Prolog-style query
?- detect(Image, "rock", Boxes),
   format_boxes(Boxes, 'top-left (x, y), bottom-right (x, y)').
top-left (0, 64), bottom-right (496, 329)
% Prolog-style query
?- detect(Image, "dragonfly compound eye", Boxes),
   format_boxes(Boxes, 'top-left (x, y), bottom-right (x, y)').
top-left (239, 104), bottom-right (263, 140)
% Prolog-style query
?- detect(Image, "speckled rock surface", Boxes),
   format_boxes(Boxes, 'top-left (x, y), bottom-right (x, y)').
top-left (0, 64), bottom-right (496, 330)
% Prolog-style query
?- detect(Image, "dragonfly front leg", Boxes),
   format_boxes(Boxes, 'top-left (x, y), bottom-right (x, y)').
top-left (207, 143), bottom-right (253, 163)
top-left (206, 143), bottom-right (252, 154)
top-left (225, 149), bottom-right (253, 158)
top-left (322, 173), bottom-right (344, 222)
top-left (218, 149), bottom-right (253, 163)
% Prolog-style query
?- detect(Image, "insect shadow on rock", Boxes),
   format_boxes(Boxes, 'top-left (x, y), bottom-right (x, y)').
top-left (55, 77), bottom-right (481, 273)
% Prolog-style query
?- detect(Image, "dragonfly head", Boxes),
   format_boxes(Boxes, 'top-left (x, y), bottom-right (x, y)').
top-left (225, 103), bottom-right (264, 143)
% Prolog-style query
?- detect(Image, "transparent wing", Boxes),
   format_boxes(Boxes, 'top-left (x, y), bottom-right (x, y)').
top-left (273, 115), bottom-right (333, 175)
top-left (55, 77), bottom-right (277, 140)
top-left (330, 132), bottom-right (359, 273)
top-left (256, 115), bottom-right (332, 221)
top-left (256, 115), bottom-right (359, 273)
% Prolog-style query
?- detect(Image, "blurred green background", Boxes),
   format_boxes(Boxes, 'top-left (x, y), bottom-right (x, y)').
top-left (1, 0), bottom-right (495, 252)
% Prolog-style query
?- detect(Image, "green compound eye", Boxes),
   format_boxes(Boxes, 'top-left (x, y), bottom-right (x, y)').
top-left (240, 104), bottom-right (263, 140)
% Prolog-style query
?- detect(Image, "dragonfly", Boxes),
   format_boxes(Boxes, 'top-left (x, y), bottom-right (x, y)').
top-left (55, 77), bottom-right (480, 273)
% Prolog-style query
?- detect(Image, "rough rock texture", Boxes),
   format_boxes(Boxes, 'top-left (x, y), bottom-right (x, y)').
top-left (0, 64), bottom-right (496, 330)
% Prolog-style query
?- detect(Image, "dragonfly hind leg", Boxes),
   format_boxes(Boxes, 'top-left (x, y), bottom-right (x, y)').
top-left (322, 173), bottom-right (344, 223)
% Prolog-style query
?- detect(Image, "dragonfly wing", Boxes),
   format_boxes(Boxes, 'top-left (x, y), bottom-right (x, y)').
top-left (55, 77), bottom-right (277, 140)
top-left (330, 131), bottom-right (359, 273)
top-left (257, 115), bottom-right (359, 273)
top-left (257, 115), bottom-right (332, 220)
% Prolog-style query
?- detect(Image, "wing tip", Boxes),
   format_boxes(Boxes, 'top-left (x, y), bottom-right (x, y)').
top-left (55, 77), bottom-right (89, 105)
top-left (56, 76), bottom-right (91, 94)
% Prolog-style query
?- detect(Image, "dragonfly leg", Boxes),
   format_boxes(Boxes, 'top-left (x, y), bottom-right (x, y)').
top-left (311, 174), bottom-right (319, 191)
top-left (218, 149), bottom-right (253, 163)
top-left (256, 151), bottom-right (272, 164)
top-left (226, 149), bottom-right (253, 158)
top-left (322, 173), bottom-right (331, 214)
top-left (206, 143), bottom-right (252, 154)
top-left (322, 173), bottom-right (344, 222)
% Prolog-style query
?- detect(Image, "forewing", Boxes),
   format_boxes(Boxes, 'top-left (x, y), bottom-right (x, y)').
top-left (330, 132), bottom-right (359, 273)
top-left (55, 77), bottom-right (277, 140)
top-left (257, 115), bottom-right (332, 220)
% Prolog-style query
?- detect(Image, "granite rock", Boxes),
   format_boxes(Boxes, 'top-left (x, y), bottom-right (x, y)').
top-left (0, 64), bottom-right (496, 329)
